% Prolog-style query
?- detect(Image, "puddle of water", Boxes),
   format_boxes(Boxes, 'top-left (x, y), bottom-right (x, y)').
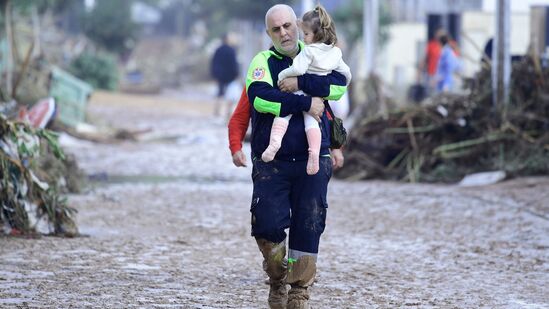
top-left (0, 298), bottom-right (31, 305)
top-left (0, 285), bottom-right (36, 305)
top-left (122, 263), bottom-right (160, 270)
top-left (78, 226), bottom-right (120, 237)
top-left (87, 174), bottom-right (246, 185)
top-left (0, 271), bottom-right (25, 279)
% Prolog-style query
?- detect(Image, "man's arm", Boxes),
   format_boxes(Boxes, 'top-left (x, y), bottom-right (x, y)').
top-left (246, 51), bottom-right (312, 118)
top-left (228, 88), bottom-right (250, 167)
top-left (295, 70), bottom-right (348, 101)
top-left (228, 87), bottom-right (250, 155)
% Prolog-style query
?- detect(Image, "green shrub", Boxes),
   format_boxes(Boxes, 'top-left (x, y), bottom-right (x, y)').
top-left (83, 0), bottom-right (137, 54)
top-left (69, 52), bottom-right (118, 90)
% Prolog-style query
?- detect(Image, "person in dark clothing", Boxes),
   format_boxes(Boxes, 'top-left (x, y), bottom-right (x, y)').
top-left (482, 38), bottom-right (493, 66)
top-left (210, 33), bottom-right (239, 117)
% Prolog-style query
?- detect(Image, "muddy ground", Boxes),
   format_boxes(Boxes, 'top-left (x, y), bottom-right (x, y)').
top-left (1, 90), bottom-right (548, 308)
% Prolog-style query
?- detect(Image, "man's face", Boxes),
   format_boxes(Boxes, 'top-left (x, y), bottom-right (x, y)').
top-left (266, 8), bottom-right (298, 56)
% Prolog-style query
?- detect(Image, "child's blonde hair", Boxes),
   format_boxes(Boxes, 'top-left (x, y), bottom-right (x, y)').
top-left (301, 5), bottom-right (337, 46)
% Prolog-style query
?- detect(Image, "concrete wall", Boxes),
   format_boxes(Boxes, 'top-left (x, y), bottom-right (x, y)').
top-left (378, 23), bottom-right (426, 99)
top-left (482, 0), bottom-right (549, 13)
top-left (379, 10), bottom-right (532, 95)
top-left (460, 11), bottom-right (531, 77)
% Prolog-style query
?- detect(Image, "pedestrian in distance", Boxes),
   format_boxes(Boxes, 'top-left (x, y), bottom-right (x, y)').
top-left (210, 33), bottom-right (239, 119)
top-left (261, 5), bottom-right (351, 176)
top-left (244, 4), bottom-right (349, 308)
top-left (422, 27), bottom-right (445, 95)
top-left (436, 34), bottom-right (462, 92)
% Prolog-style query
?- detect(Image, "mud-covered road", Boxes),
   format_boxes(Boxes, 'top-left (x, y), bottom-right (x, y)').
top-left (1, 91), bottom-right (548, 308)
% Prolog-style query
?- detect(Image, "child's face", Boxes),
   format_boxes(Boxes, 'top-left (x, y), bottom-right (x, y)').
top-left (301, 24), bottom-right (314, 45)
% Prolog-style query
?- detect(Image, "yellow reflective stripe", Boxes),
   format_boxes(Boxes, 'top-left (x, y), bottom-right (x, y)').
top-left (253, 96), bottom-right (281, 117)
top-left (325, 84), bottom-right (347, 101)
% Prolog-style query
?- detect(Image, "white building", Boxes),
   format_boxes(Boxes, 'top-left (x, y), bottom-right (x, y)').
top-left (378, 0), bottom-right (549, 98)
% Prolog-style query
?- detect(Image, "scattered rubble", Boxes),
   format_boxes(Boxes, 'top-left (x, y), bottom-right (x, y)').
top-left (0, 114), bottom-right (78, 236)
top-left (337, 55), bottom-right (549, 182)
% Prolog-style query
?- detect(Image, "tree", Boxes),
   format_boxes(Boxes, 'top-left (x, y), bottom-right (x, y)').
top-left (333, 0), bottom-right (391, 50)
top-left (83, 0), bottom-right (138, 54)
top-left (69, 52), bottom-right (118, 90)
top-left (185, 0), bottom-right (294, 21)
top-left (181, 0), bottom-right (295, 40)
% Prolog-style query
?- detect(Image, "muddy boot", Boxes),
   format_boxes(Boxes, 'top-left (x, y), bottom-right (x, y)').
top-left (256, 238), bottom-right (288, 309)
top-left (286, 255), bottom-right (316, 309)
top-left (268, 279), bottom-right (287, 309)
top-left (287, 287), bottom-right (309, 309)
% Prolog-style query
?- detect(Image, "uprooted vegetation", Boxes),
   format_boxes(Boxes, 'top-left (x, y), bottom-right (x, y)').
top-left (0, 115), bottom-right (79, 236)
top-left (337, 56), bottom-right (549, 182)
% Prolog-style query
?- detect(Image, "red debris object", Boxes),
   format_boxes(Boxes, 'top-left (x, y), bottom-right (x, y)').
top-left (18, 97), bottom-right (56, 129)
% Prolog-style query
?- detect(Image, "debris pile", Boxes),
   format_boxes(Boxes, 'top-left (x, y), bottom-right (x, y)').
top-left (337, 56), bottom-right (549, 182)
top-left (0, 114), bottom-right (78, 236)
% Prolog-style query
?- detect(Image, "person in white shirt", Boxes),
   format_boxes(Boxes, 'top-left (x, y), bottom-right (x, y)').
top-left (261, 4), bottom-right (352, 175)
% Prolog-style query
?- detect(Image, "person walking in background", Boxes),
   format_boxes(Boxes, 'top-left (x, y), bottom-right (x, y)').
top-left (423, 27), bottom-right (445, 94)
top-left (245, 4), bottom-right (348, 308)
top-left (482, 37), bottom-right (493, 66)
top-left (261, 5), bottom-right (351, 175)
top-left (436, 33), bottom-right (462, 92)
top-left (210, 33), bottom-right (239, 118)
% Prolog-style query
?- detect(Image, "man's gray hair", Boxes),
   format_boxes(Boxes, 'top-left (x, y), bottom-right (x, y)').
top-left (265, 4), bottom-right (297, 29)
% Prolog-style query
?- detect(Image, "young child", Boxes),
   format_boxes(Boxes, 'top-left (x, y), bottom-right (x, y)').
top-left (261, 5), bottom-right (352, 175)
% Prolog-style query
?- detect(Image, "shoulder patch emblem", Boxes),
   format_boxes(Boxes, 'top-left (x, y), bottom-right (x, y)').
top-left (252, 67), bottom-right (266, 80)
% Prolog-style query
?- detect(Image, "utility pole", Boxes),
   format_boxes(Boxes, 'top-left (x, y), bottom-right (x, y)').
top-left (492, 0), bottom-right (510, 116)
top-left (363, 0), bottom-right (379, 76)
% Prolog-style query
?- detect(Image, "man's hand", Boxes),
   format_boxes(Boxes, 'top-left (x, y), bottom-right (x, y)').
top-left (308, 97), bottom-right (324, 122)
top-left (232, 150), bottom-right (247, 167)
top-left (278, 77), bottom-right (299, 93)
top-left (331, 148), bottom-right (344, 169)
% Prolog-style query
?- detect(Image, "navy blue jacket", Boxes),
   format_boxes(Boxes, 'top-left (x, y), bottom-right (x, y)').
top-left (211, 44), bottom-right (239, 83)
top-left (246, 45), bottom-right (348, 162)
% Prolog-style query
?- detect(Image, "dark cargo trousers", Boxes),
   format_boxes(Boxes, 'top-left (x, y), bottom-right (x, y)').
top-left (250, 156), bottom-right (332, 260)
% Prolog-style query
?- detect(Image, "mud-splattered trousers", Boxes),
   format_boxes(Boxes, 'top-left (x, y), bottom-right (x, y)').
top-left (251, 156), bottom-right (332, 259)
